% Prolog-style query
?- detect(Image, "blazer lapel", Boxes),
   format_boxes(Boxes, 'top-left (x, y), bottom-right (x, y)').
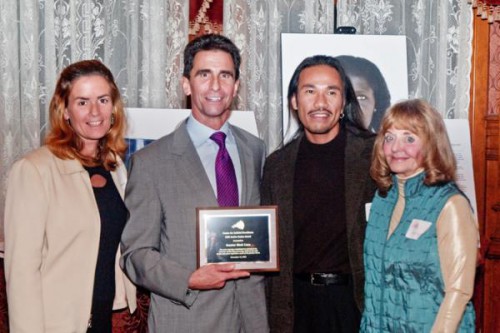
top-left (54, 155), bottom-right (85, 175)
top-left (280, 136), bottom-right (301, 211)
top-left (344, 129), bottom-right (373, 229)
top-left (231, 127), bottom-right (254, 205)
top-left (171, 122), bottom-right (218, 206)
top-left (110, 158), bottom-right (127, 199)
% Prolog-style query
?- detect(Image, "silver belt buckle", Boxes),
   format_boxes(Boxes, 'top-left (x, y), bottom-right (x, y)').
top-left (310, 273), bottom-right (322, 286)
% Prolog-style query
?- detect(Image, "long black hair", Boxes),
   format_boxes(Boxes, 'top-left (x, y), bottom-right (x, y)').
top-left (336, 55), bottom-right (391, 132)
top-left (285, 55), bottom-right (367, 140)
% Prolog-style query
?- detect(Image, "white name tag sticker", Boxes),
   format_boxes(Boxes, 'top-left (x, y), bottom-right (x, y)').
top-left (365, 203), bottom-right (372, 221)
top-left (405, 219), bottom-right (432, 240)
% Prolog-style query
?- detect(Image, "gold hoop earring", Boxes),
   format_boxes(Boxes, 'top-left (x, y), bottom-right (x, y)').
top-left (110, 114), bottom-right (115, 126)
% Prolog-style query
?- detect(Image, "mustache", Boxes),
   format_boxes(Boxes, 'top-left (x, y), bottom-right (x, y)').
top-left (308, 108), bottom-right (333, 114)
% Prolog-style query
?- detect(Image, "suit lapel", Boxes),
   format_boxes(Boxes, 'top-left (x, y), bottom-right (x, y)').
top-left (344, 130), bottom-right (372, 230)
top-left (110, 158), bottom-right (127, 199)
top-left (231, 126), bottom-right (253, 206)
top-left (54, 154), bottom-right (85, 174)
top-left (279, 131), bottom-right (370, 224)
top-left (279, 136), bottom-right (302, 214)
top-left (171, 123), bottom-right (218, 206)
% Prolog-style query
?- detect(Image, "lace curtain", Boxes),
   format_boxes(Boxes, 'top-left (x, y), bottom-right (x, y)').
top-left (337, 0), bottom-right (473, 120)
top-left (0, 0), bottom-right (472, 244)
top-left (0, 0), bottom-right (189, 247)
top-left (223, 0), bottom-right (335, 152)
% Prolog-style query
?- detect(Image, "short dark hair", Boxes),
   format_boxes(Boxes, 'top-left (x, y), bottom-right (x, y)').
top-left (287, 55), bottom-right (365, 134)
top-left (183, 34), bottom-right (241, 80)
top-left (336, 55), bottom-right (391, 132)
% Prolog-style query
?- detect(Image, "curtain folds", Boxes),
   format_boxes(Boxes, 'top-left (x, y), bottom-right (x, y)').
top-left (0, 0), bottom-right (472, 245)
top-left (224, 0), bottom-right (335, 152)
top-left (0, 0), bottom-right (189, 246)
top-left (337, 0), bottom-right (473, 119)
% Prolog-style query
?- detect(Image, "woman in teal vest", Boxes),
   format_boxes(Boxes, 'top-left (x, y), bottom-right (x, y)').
top-left (361, 99), bottom-right (477, 332)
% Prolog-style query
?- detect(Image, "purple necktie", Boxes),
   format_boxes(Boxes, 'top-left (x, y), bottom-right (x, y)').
top-left (210, 132), bottom-right (239, 207)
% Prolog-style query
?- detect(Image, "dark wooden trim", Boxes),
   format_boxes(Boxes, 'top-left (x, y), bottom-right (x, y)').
top-left (469, 11), bottom-right (490, 235)
top-left (469, 8), bottom-right (491, 333)
top-left (486, 115), bottom-right (499, 161)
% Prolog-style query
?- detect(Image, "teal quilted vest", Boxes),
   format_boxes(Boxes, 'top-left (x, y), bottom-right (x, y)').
top-left (360, 173), bottom-right (475, 332)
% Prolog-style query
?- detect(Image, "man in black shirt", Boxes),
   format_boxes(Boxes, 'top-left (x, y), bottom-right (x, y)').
top-left (261, 55), bottom-right (376, 333)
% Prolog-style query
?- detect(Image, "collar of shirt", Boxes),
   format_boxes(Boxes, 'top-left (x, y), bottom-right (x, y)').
top-left (186, 114), bottom-right (242, 204)
top-left (186, 114), bottom-right (232, 147)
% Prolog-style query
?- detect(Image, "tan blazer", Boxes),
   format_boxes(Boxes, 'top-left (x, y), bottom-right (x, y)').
top-left (4, 146), bottom-right (136, 333)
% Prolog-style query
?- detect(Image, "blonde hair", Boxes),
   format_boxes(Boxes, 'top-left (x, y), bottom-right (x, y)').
top-left (370, 99), bottom-right (456, 195)
top-left (44, 60), bottom-right (127, 170)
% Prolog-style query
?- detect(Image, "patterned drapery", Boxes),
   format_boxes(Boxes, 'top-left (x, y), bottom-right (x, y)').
top-left (470, 0), bottom-right (500, 22)
top-left (0, 0), bottom-right (472, 260)
top-left (223, 0), bottom-right (335, 152)
top-left (0, 0), bottom-right (474, 330)
top-left (337, 0), bottom-right (472, 120)
top-left (0, 0), bottom-right (189, 250)
top-left (189, 0), bottom-right (224, 38)
top-left (476, 0), bottom-right (500, 4)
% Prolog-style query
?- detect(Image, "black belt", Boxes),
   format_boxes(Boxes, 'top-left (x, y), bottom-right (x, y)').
top-left (294, 273), bottom-right (349, 286)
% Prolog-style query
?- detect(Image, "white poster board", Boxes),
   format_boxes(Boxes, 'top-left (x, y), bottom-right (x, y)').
top-left (280, 34), bottom-right (476, 217)
top-left (444, 119), bottom-right (477, 216)
top-left (125, 108), bottom-right (259, 159)
top-left (281, 33), bottom-right (409, 142)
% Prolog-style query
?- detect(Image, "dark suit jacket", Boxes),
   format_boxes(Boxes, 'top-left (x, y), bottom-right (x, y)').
top-left (260, 127), bottom-right (375, 333)
top-left (120, 119), bottom-right (269, 332)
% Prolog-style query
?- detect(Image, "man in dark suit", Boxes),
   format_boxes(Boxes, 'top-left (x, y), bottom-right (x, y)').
top-left (121, 34), bottom-right (268, 332)
top-left (261, 55), bottom-right (376, 333)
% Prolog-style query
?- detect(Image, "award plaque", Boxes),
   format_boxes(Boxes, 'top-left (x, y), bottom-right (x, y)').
top-left (196, 206), bottom-right (279, 272)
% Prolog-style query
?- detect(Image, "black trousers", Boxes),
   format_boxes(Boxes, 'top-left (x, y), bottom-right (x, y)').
top-left (293, 275), bottom-right (360, 333)
top-left (87, 300), bottom-right (113, 333)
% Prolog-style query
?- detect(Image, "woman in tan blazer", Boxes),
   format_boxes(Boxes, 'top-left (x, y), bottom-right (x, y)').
top-left (4, 60), bottom-right (136, 333)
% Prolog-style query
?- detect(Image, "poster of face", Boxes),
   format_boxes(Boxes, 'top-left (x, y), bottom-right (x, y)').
top-left (281, 33), bottom-right (409, 142)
